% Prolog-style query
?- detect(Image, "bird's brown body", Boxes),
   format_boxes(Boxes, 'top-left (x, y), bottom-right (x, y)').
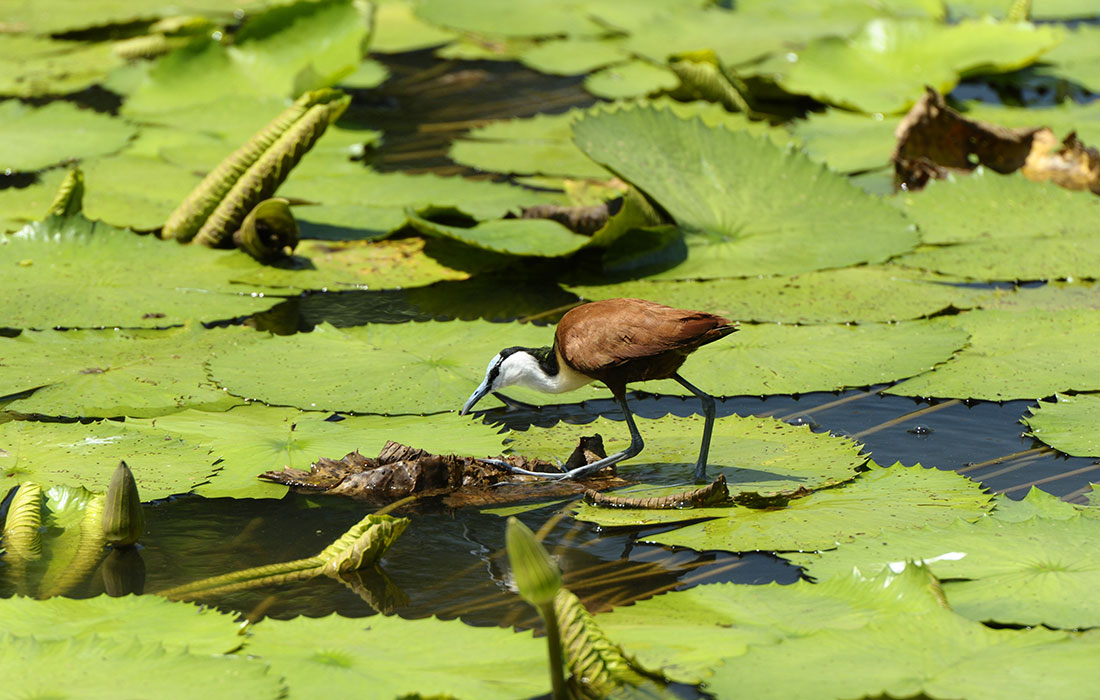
top-left (555, 298), bottom-right (737, 395)
top-left (462, 297), bottom-right (737, 482)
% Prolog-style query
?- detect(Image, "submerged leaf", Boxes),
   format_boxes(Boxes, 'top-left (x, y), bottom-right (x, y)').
top-left (158, 512), bottom-right (408, 599)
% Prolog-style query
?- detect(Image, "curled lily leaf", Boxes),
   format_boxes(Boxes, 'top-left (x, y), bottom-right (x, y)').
top-left (157, 513), bottom-right (409, 601)
top-left (506, 517), bottom-right (563, 607)
top-left (2, 482), bottom-right (44, 561)
top-left (669, 49), bottom-right (757, 117)
top-left (102, 461), bottom-right (145, 548)
top-left (162, 88), bottom-right (349, 246)
top-left (583, 474), bottom-right (730, 509)
top-left (232, 198), bottom-right (300, 262)
top-left (47, 168), bottom-right (84, 219)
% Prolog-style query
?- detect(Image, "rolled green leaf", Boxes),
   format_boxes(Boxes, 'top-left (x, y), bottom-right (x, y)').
top-left (232, 198), bottom-right (300, 262)
top-left (47, 168), bottom-right (84, 219)
top-left (102, 461), bottom-right (145, 547)
top-left (506, 517), bottom-right (562, 607)
top-left (2, 482), bottom-right (44, 561)
top-left (162, 88), bottom-right (349, 246)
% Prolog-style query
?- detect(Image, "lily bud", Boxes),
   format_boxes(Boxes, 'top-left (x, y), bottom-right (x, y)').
top-left (506, 517), bottom-right (562, 607)
top-left (102, 461), bottom-right (145, 547)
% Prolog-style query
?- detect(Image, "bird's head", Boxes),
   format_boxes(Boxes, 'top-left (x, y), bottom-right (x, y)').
top-left (460, 346), bottom-right (544, 415)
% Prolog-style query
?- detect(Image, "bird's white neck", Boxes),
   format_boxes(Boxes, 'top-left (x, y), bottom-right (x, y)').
top-left (498, 348), bottom-right (593, 395)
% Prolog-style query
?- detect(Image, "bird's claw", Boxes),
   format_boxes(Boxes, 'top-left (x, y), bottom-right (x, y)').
top-left (475, 457), bottom-right (570, 479)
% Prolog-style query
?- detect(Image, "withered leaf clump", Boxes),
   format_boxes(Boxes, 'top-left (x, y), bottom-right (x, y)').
top-left (259, 436), bottom-right (626, 507)
top-left (892, 87), bottom-right (1100, 195)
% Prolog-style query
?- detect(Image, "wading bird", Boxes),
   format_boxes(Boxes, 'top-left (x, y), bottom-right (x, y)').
top-left (460, 298), bottom-right (737, 482)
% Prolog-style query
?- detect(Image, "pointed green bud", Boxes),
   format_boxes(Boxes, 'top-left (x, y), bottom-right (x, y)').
top-left (102, 461), bottom-right (145, 547)
top-left (506, 517), bottom-right (562, 607)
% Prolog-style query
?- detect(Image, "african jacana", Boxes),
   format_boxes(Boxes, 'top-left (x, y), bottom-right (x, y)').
top-left (461, 298), bottom-right (737, 482)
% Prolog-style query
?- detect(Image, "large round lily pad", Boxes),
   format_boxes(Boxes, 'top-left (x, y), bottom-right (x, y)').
top-left (569, 266), bottom-right (988, 324)
top-left (1024, 393), bottom-right (1100, 457)
top-left (126, 405), bottom-right (509, 499)
top-left (244, 613), bottom-right (547, 699)
top-left (0, 419), bottom-right (218, 500)
top-left (889, 309), bottom-right (1100, 401)
top-left (574, 104), bottom-right (917, 278)
top-left (511, 412), bottom-right (865, 496)
top-left (778, 18), bottom-right (1062, 114)
top-left (0, 101), bottom-right (136, 173)
top-left (1, 325), bottom-right (256, 419)
top-left (206, 321), bottom-right (557, 415)
top-left (0, 215), bottom-right (274, 330)
top-left (626, 463), bottom-right (992, 552)
top-left (788, 512), bottom-right (1100, 629)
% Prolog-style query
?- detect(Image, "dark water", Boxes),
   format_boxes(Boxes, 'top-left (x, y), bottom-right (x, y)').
top-left (4, 52), bottom-right (1098, 632)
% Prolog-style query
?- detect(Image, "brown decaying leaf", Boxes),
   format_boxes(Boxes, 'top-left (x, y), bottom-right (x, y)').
top-left (892, 87), bottom-right (1039, 191)
top-left (892, 87), bottom-right (1100, 196)
top-left (1022, 130), bottom-right (1100, 195)
top-left (583, 474), bottom-right (730, 509)
top-left (258, 436), bottom-right (626, 506)
top-left (521, 201), bottom-right (612, 235)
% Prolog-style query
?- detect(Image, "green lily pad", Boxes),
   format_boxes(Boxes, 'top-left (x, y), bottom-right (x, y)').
top-left (990, 486), bottom-right (1090, 522)
top-left (449, 108), bottom-right (611, 179)
top-left (574, 104), bottom-right (917, 278)
top-left (617, 0), bottom-right (886, 68)
top-left (0, 634), bottom-right (280, 700)
top-left (900, 169), bottom-right (1100, 245)
top-left (778, 18), bottom-right (1062, 114)
top-left (0, 595), bottom-right (243, 655)
top-left (788, 513), bottom-right (1100, 629)
top-left (81, 153), bottom-right (204, 230)
top-left (244, 613), bottom-right (546, 699)
top-left (0, 102), bottom-right (136, 173)
top-left (961, 99), bottom-right (1100, 147)
top-left (0, 215), bottom-right (274, 330)
top-left (514, 413), bottom-right (865, 498)
top-left (889, 310), bottom-right (1100, 401)
top-left (370, 0), bottom-right (457, 53)
top-left (584, 60), bottom-right (678, 99)
top-left (568, 266), bottom-right (988, 324)
top-left (519, 38), bottom-right (626, 75)
top-left (0, 419), bottom-right (217, 500)
top-left (1036, 25), bottom-right (1100, 93)
top-left (707, 584), bottom-right (1100, 699)
top-left (415, 0), bottom-right (602, 38)
top-left (982, 281), bottom-right (1100, 312)
top-left (638, 320), bottom-right (968, 397)
top-left (408, 215), bottom-right (591, 258)
top-left (228, 238), bottom-right (471, 291)
top-left (280, 168), bottom-right (560, 239)
top-left (1, 325), bottom-right (255, 418)
top-left (126, 405), bottom-right (508, 499)
top-left (790, 110), bottom-right (902, 173)
top-left (0, 0), bottom-right (252, 34)
top-left (0, 170), bottom-right (67, 232)
top-left (947, 0), bottom-right (1100, 20)
top-left (124, 0), bottom-right (366, 113)
top-left (636, 463), bottom-right (992, 552)
top-left (1025, 394), bottom-right (1100, 457)
top-left (0, 35), bottom-right (124, 98)
top-left (207, 321), bottom-right (557, 415)
top-left (597, 562), bottom-right (956, 685)
top-left (898, 237), bottom-right (1100, 282)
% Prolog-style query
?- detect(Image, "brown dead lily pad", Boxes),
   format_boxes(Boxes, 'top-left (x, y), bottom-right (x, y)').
top-left (892, 87), bottom-right (1100, 195)
top-left (259, 435), bottom-right (627, 507)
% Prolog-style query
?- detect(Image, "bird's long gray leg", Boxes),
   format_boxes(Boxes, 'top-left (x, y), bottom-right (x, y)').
top-left (673, 374), bottom-right (715, 483)
top-left (481, 394), bottom-right (644, 480)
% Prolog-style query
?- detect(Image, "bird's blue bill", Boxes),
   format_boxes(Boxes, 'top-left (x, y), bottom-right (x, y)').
top-left (461, 379), bottom-right (492, 415)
